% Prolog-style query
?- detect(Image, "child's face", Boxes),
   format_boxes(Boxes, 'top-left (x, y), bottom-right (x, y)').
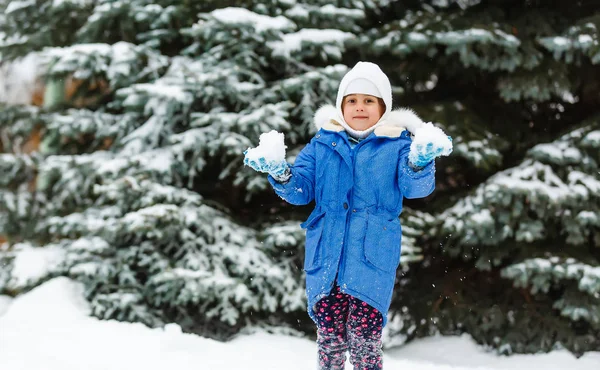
top-left (342, 94), bottom-right (384, 131)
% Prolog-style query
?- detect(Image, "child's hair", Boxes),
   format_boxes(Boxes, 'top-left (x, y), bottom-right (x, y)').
top-left (341, 96), bottom-right (387, 116)
top-left (377, 97), bottom-right (386, 114)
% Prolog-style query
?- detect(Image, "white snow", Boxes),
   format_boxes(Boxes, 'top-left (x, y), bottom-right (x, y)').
top-left (285, 4), bottom-right (310, 19)
top-left (408, 32), bottom-right (429, 44)
top-left (470, 209), bottom-right (493, 225)
top-left (389, 334), bottom-right (599, 369)
top-left (44, 42), bottom-right (113, 58)
top-left (52, 0), bottom-right (91, 7)
top-left (0, 53), bottom-right (40, 106)
top-left (578, 34), bottom-right (594, 47)
top-left (1, 277), bottom-right (599, 370)
top-left (10, 243), bottom-right (65, 289)
top-left (210, 7), bottom-right (296, 33)
top-left (530, 141), bottom-right (582, 164)
top-left (583, 130), bottom-right (600, 145)
top-left (5, 0), bottom-right (35, 13)
top-left (0, 295), bottom-right (12, 317)
top-left (245, 130), bottom-right (287, 163)
top-left (547, 36), bottom-right (569, 47)
top-left (269, 29), bottom-right (354, 57)
top-left (320, 4), bottom-right (364, 18)
top-left (435, 29), bottom-right (520, 47)
top-left (127, 83), bottom-right (190, 102)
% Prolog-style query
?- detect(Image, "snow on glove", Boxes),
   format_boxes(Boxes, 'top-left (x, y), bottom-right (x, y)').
top-left (408, 122), bottom-right (453, 168)
top-left (244, 130), bottom-right (291, 183)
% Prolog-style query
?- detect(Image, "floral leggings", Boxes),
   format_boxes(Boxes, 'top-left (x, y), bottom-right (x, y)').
top-left (314, 285), bottom-right (384, 370)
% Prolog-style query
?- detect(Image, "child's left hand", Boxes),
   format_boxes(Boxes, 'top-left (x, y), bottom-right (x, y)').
top-left (243, 154), bottom-right (289, 178)
top-left (408, 123), bottom-right (453, 168)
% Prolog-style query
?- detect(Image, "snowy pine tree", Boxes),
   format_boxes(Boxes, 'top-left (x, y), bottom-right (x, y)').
top-left (1, 0), bottom-right (599, 354)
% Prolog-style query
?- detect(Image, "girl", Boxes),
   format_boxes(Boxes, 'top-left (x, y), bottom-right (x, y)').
top-left (244, 61), bottom-right (451, 369)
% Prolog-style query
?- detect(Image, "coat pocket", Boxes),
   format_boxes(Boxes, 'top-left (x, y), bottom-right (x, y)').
top-left (301, 211), bottom-right (326, 272)
top-left (363, 214), bottom-right (401, 272)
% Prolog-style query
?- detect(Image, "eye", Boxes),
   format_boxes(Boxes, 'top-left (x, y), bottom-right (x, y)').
top-left (365, 98), bottom-right (375, 103)
top-left (346, 98), bottom-right (356, 104)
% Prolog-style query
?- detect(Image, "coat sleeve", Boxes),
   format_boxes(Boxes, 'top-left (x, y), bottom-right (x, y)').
top-left (397, 136), bottom-right (436, 199)
top-left (267, 137), bottom-right (317, 205)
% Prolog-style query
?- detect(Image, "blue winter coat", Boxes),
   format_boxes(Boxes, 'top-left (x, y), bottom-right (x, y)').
top-left (268, 106), bottom-right (436, 326)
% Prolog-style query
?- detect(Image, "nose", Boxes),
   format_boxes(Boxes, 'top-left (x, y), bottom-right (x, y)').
top-left (356, 103), bottom-right (364, 111)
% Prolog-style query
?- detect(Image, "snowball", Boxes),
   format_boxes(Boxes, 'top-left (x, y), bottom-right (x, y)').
top-left (412, 122), bottom-right (453, 156)
top-left (245, 130), bottom-right (287, 162)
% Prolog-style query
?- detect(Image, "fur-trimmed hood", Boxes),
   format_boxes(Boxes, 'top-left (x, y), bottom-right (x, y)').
top-left (314, 104), bottom-right (425, 138)
top-left (335, 62), bottom-right (394, 138)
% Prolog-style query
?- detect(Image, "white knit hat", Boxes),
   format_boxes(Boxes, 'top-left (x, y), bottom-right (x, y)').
top-left (344, 78), bottom-right (382, 98)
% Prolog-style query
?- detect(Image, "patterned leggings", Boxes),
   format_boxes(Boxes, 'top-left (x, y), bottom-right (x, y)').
top-left (314, 285), bottom-right (384, 370)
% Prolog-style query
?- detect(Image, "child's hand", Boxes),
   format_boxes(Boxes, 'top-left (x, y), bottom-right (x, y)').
top-left (408, 140), bottom-right (451, 167)
top-left (243, 154), bottom-right (289, 179)
top-left (243, 130), bottom-right (291, 182)
top-left (408, 123), bottom-right (453, 168)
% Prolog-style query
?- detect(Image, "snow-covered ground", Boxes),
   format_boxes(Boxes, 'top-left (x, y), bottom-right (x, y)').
top-left (1, 277), bottom-right (599, 370)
